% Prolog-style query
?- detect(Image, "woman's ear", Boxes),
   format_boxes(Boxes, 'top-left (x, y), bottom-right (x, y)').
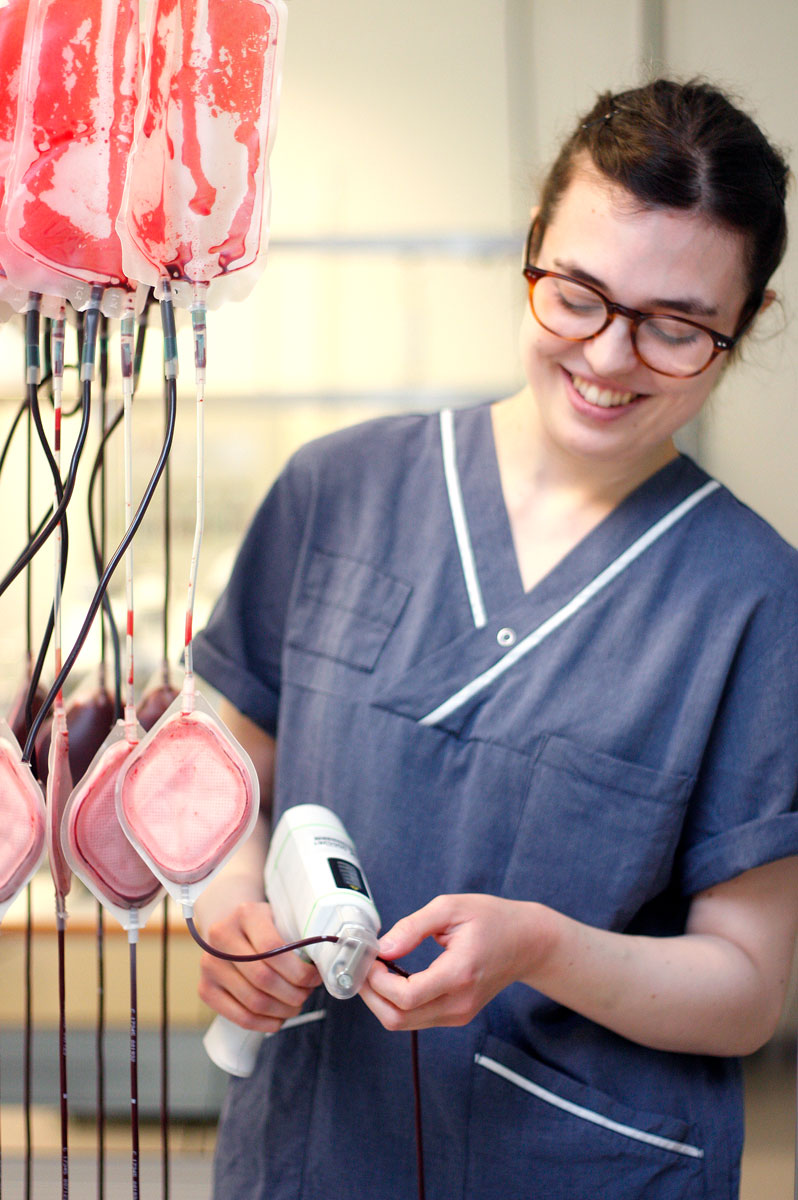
top-left (759, 288), bottom-right (777, 313)
top-left (523, 206), bottom-right (541, 267)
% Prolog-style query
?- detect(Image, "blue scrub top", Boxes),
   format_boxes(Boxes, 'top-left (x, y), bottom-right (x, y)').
top-left (193, 402), bottom-right (798, 1200)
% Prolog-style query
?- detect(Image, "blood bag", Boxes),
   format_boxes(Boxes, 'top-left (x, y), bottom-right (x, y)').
top-left (63, 723), bottom-right (163, 931)
top-left (0, 0), bottom-right (31, 312)
top-left (0, 717), bottom-right (45, 922)
top-left (117, 0), bottom-right (287, 309)
top-left (0, 0), bottom-right (139, 314)
top-left (115, 691), bottom-right (259, 908)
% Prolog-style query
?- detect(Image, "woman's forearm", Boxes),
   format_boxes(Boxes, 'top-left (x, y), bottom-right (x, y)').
top-left (365, 860), bottom-right (798, 1054)
top-left (520, 904), bottom-right (776, 1056)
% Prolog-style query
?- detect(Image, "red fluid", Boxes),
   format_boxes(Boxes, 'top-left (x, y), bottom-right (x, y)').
top-left (6, 663), bottom-right (46, 747)
top-left (65, 687), bottom-right (115, 780)
top-left (136, 682), bottom-right (179, 732)
top-left (35, 687), bottom-right (115, 786)
top-left (0, 0), bottom-right (29, 211)
top-left (0, 0), bottom-right (29, 294)
top-left (0, 738), bottom-right (45, 905)
top-left (67, 737), bottom-right (161, 909)
top-left (3, 0), bottom-right (139, 287)
top-left (118, 712), bottom-right (254, 884)
top-left (122, 0), bottom-right (282, 284)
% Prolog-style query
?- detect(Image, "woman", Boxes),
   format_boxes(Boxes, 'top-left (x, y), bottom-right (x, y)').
top-left (192, 79), bottom-right (798, 1198)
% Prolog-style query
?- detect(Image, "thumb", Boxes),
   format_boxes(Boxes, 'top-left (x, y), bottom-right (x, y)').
top-left (378, 896), bottom-right (452, 960)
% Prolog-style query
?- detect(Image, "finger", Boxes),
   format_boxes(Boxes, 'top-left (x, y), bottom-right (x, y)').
top-left (207, 906), bottom-right (321, 992)
top-left (360, 975), bottom-right (455, 1032)
top-left (200, 959), bottom-right (317, 1030)
top-left (369, 950), bottom-right (458, 1009)
top-left (378, 895), bottom-right (464, 961)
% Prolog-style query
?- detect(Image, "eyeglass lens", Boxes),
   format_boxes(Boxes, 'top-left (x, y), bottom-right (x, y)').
top-left (530, 274), bottom-right (716, 376)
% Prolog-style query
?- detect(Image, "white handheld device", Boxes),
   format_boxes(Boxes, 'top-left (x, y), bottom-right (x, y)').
top-left (203, 804), bottom-right (380, 1076)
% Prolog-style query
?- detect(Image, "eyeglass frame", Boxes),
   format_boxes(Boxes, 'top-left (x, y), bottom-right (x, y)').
top-left (522, 222), bottom-right (748, 379)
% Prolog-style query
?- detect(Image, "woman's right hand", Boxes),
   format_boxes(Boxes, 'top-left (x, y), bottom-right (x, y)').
top-left (198, 899), bottom-right (322, 1032)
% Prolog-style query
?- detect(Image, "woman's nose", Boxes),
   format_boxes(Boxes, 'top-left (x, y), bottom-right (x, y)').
top-left (582, 314), bottom-right (639, 376)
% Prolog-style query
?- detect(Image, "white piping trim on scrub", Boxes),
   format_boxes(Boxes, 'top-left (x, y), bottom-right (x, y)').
top-left (278, 1009), bottom-right (326, 1033)
top-left (421, 479), bottom-right (720, 726)
top-left (440, 408), bottom-right (487, 629)
top-left (474, 1054), bottom-right (705, 1160)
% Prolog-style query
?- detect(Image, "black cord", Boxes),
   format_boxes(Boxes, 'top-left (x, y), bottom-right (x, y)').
top-left (160, 897), bottom-right (170, 1200)
top-left (23, 372), bottom-right (177, 762)
top-left (0, 393), bottom-right (27, 478)
top-left (86, 403), bottom-right (125, 719)
top-left (184, 918), bottom-right (424, 1199)
top-left (184, 916), bottom-right (338, 963)
top-left (20, 283), bottom-right (177, 759)
top-left (129, 938), bottom-right (141, 1200)
top-left (0, 315), bottom-right (94, 604)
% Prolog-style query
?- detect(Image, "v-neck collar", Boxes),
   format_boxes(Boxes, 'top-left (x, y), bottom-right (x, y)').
top-left (449, 402), bottom-right (713, 621)
top-left (374, 412), bottom-right (719, 732)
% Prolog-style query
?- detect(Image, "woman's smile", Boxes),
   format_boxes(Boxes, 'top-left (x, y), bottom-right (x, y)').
top-left (567, 369), bottom-right (640, 410)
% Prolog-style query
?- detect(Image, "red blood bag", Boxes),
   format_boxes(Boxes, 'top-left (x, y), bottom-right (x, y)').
top-left (117, 0), bottom-right (287, 309)
top-left (6, 656), bottom-right (46, 748)
top-left (0, 0), bottom-right (30, 313)
top-left (0, 0), bottom-right (139, 313)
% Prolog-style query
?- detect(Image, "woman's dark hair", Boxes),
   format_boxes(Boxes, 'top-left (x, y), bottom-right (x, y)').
top-left (532, 79), bottom-right (790, 323)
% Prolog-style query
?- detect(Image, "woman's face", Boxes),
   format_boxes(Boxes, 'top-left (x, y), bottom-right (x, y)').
top-left (519, 162), bottom-right (750, 475)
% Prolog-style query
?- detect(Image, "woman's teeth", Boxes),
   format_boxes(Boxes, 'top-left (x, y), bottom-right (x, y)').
top-left (571, 373), bottom-right (637, 408)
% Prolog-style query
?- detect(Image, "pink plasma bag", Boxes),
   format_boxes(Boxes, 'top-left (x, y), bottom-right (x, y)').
top-left (116, 692), bottom-right (259, 910)
top-left (63, 725), bottom-right (163, 931)
top-left (117, 0), bottom-right (287, 309)
top-left (0, 0), bottom-right (29, 314)
top-left (0, 0), bottom-right (139, 314)
top-left (0, 718), bottom-right (45, 923)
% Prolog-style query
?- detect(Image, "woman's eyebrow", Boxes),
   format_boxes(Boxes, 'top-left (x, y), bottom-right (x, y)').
top-left (552, 257), bottom-right (720, 317)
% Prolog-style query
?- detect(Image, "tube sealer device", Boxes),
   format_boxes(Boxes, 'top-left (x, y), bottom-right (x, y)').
top-left (203, 803), bottom-right (380, 1076)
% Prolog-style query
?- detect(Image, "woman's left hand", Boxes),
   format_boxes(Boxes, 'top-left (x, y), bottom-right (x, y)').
top-left (362, 859), bottom-right (798, 1056)
top-left (360, 893), bottom-right (551, 1031)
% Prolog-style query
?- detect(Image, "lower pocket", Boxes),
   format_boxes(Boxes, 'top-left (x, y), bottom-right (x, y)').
top-left (466, 1036), bottom-right (707, 1200)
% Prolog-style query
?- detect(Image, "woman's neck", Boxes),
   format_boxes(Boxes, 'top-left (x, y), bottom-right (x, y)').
top-left (490, 391), bottom-right (678, 592)
top-left (492, 389), bottom-right (678, 511)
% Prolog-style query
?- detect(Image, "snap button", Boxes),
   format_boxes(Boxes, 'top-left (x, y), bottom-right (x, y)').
top-left (496, 627), bottom-right (516, 647)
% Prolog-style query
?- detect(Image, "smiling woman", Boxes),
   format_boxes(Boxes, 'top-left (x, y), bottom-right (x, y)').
top-left (508, 159), bottom-right (751, 498)
top-left (189, 78), bottom-right (798, 1200)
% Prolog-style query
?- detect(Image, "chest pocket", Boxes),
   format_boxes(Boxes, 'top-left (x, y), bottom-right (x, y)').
top-left (286, 548), bottom-right (412, 671)
top-left (501, 734), bottom-right (693, 928)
